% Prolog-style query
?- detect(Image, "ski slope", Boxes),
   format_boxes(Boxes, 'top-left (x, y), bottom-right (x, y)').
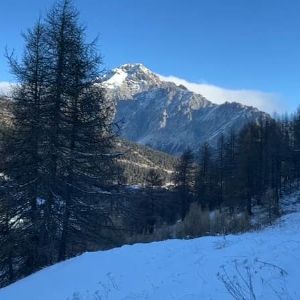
top-left (1, 212), bottom-right (300, 299)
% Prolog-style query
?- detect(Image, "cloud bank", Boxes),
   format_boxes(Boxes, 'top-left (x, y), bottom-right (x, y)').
top-left (159, 75), bottom-right (283, 114)
top-left (0, 77), bottom-right (284, 114)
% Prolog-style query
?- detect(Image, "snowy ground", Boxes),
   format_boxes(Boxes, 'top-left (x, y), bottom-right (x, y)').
top-left (1, 198), bottom-right (300, 299)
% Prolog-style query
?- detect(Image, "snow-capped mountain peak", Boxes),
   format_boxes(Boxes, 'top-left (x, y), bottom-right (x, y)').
top-left (117, 63), bottom-right (153, 75)
top-left (101, 67), bottom-right (128, 89)
top-left (100, 63), bottom-right (268, 154)
top-left (101, 63), bottom-right (162, 97)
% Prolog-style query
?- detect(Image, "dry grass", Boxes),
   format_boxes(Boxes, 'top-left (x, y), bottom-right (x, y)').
top-left (125, 202), bottom-right (251, 244)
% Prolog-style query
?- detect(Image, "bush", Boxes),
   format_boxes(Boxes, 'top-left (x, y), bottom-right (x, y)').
top-left (125, 202), bottom-right (251, 244)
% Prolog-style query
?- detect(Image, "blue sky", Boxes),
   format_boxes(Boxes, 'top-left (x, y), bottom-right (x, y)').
top-left (0, 0), bottom-right (299, 113)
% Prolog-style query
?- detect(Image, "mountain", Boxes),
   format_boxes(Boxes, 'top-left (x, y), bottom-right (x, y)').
top-left (1, 193), bottom-right (299, 300)
top-left (101, 64), bottom-right (268, 154)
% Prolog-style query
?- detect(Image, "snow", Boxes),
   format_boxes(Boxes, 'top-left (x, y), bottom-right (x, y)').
top-left (102, 63), bottom-right (157, 90)
top-left (1, 204), bottom-right (300, 299)
top-left (36, 197), bottom-right (46, 206)
top-left (102, 68), bottom-right (128, 89)
top-left (0, 172), bottom-right (9, 180)
top-left (160, 109), bottom-right (168, 128)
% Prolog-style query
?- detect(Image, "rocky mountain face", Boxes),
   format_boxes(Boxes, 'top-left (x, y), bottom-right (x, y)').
top-left (101, 64), bottom-right (268, 155)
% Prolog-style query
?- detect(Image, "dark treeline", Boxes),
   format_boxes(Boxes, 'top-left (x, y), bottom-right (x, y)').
top-left (174, 113), bottom-right (300, 221)
top-left (114, 112), bottom-right (300, 249)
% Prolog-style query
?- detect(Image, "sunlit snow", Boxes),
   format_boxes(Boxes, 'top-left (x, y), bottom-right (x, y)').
top-left (1, 193), bottom-right (300, 300)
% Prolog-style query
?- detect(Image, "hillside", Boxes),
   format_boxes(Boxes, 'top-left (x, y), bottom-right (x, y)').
top-left (1, 194), bottom-right (299, 300)
top-left (115, 139), bottom-right (177, 186)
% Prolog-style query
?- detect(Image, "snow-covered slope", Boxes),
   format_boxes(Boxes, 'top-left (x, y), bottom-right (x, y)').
top-left (1, 208), bottom-right (300, 299)
top-left (101, 64), bottom-right (268, 154)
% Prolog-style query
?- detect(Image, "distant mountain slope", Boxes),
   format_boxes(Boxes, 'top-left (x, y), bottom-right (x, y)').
top-left (115, 139), bottom-right (177, 186)
top-left (1, 203), bottom-right (299, 300)
top-left (101, 64), bottom-right (268, 154)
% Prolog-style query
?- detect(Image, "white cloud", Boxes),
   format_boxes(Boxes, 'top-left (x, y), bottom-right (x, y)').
top-left (0, 76), bottom-right (285, 114)
top-left (159, 75), bottom-right (283, 114)
top-left (0, 81), bottom-right (13, 96)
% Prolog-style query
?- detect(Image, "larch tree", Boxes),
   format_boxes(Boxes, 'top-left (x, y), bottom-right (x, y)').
top-left (3, 20), bottom-right (48, 275)
top-left (195, 142), bottom-right (213, 208)
top-left (42, 0), bottom-right (116, 261)
top-left (174, 148), bottom-right (194, 220)
top-left (0, 0), bottom-right (117, 285)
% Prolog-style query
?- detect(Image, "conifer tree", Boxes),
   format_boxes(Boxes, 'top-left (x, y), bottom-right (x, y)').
top-left (41, 0), bottom-right (116, 261)
top-left (216, 134), bottom-right (225, 207)
top-left (0, 0), bottom-right (117, 283)
top-left (221, 130), bottom-right (238, 211)
top-left (174, 148), bottom-right (194, 220)
top-left (195, 142), bottom-right (213, 208)
top-left (292, 108), bottom-right (300, 179)
top-left (4, 20), bottom-right (48, 274)
top-left (146, 169), bottom-right (163, 187)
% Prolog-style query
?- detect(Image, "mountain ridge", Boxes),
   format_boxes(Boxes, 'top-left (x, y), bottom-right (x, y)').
top-left (101, 63), bottom-right (269, 154)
